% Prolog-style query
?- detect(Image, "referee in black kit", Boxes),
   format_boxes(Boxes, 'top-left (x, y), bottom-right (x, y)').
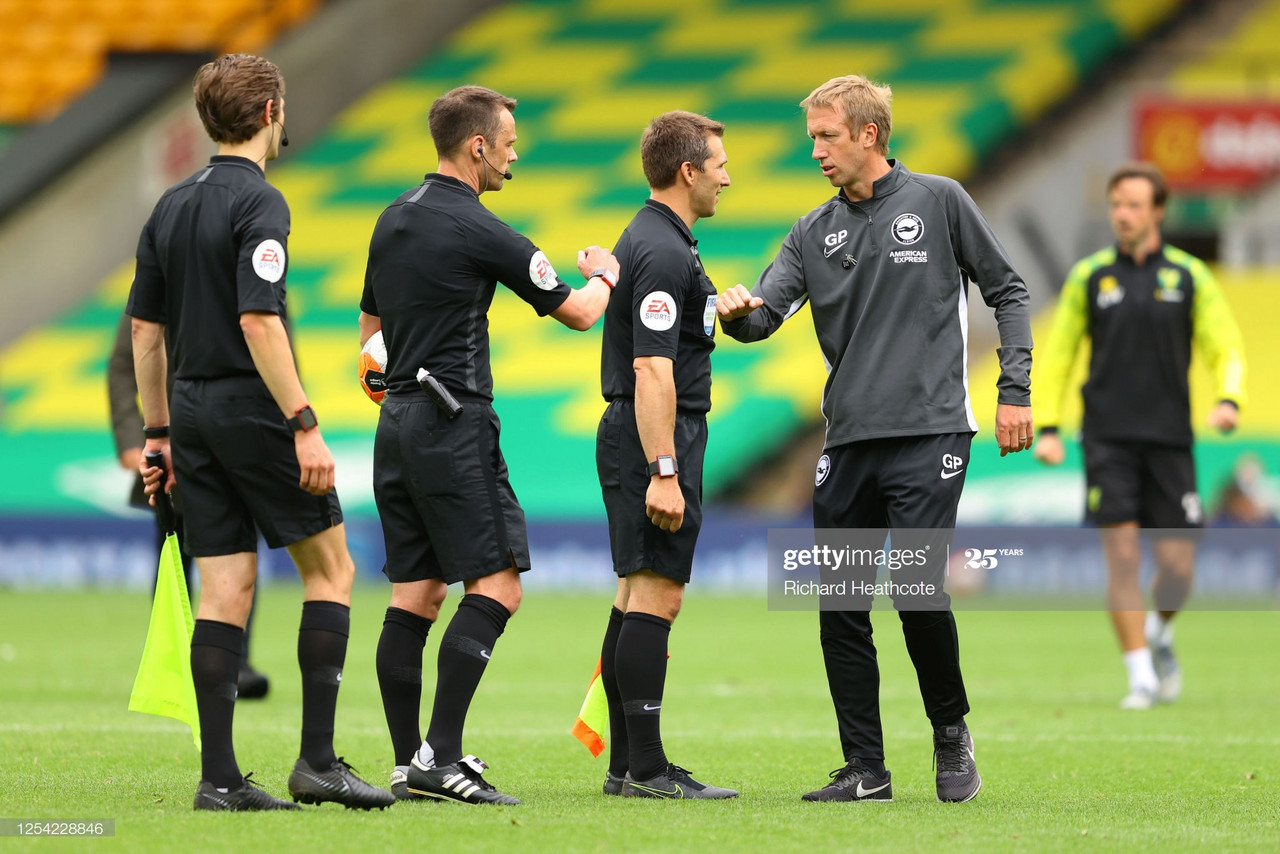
top-left (358, 85), bottom-right (619, 806)
top-left (593, 111), bottom-right (736, 800)
top-left (718, 75), bottom-right (1033, 804)
top-left (129, 54), bottom-right (392, 811)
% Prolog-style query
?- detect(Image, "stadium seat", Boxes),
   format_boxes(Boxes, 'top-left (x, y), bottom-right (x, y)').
top-left (0, 0), bottom-right (320, 123)
top-left (1168, 0), bottom-right (1280, 97)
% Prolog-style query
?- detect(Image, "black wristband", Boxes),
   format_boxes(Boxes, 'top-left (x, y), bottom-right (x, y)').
top-left (1039, 426), bottom-right (1059, 437)
top-left (1219, 399), bottom-right (1239, 412)
top-left (143, 425), bottom-right (170, 439)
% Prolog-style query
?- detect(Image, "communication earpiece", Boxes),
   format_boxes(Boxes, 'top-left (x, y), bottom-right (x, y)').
top-left (477, 142), bottom-right (513, 181)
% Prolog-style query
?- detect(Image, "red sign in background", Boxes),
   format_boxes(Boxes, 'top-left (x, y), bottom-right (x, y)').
top-left (1136, 99), bottom-right (1280, 190)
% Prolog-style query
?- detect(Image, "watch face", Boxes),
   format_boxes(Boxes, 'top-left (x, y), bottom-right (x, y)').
top-left (658, 456), bottom-right (676, 477)
top-left (296, 407), bottom-right (318, 429)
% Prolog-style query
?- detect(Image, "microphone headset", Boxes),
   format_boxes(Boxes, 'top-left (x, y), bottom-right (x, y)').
top-left (259, 117), bottom-right (288, 165)
top-left (477, 143), bottom-right (512, 180)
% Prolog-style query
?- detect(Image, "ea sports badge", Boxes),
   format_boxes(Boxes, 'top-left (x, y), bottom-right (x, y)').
top-left (529, 250), bottom-right (558, 291)
top-left (640, 291), bottom-right (676, 331)
top-left (252, 239), bottom-right (286, 282)
top-left (358, 330), bottom-right (388, 405)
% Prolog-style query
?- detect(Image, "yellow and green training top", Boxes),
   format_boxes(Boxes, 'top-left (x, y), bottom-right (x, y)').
top-left (1035, 242), bottom-right (1246, 447)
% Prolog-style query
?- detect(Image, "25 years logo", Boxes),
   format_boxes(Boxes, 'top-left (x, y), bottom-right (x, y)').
top-left (961, 547), bottom-right (1024, 570)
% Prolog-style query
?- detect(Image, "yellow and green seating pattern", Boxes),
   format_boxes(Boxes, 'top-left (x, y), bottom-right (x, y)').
top-left (0, 0), bottom-right (1189, 518)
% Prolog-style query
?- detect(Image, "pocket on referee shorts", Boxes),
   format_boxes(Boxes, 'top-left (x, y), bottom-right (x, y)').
top-left (596, 421), bottom-right (621, 488)
top-left (408, 446), bottom-right (454, 496)
top-left (207, 395), bottom-right (275, 469)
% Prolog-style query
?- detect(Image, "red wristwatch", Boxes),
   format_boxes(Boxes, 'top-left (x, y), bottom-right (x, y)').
top-left (287, 404), bottom-right (318, 432)
top-left (590, 267), bottom-right (618, 289)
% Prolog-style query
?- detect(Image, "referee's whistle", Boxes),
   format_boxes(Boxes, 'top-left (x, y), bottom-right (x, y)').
top-left (416, 368), bottom-right (464, 420)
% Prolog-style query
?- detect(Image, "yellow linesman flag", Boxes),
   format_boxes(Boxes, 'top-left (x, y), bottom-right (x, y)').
top-left (571, 657), bottom-right (607, 757)
top-left (128, 460), bottom-right (200, 751)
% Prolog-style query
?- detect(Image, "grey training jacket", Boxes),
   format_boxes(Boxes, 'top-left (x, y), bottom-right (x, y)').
top-left (720, 161), bottom-right (1032, 449)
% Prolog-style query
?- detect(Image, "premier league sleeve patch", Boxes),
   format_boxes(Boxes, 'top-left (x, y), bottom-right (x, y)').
top-left (252, 239), bottom-right (286, 283)
top-left (528, 250), bottom-right (559, 291)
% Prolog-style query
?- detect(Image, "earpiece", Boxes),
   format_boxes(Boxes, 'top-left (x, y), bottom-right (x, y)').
top-left (477, 142), bottom-right (513, 181)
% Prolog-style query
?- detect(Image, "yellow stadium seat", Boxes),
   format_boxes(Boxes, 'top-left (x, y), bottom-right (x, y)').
top-left (276, 0), bottom-right (321, 26)
top-left (0, 56), bottom-right (42, 122)
top-left (220, 14), bottom-right (276, 55)
top-left (40, 51), bottom-right (105, 115)
top-left (0, 0), bottom-right (313, 128)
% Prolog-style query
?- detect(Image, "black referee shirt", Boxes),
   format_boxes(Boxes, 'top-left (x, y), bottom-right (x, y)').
top-left (360, 173), bottom-right (572, 399)
top-left (601, 200), bottom-right (717, 414)
top-left (126, 155), bottom-right (290, 380)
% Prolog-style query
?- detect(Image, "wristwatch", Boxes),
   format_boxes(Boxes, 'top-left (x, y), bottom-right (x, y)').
top-left (286, 404), bottom-right (319, 432)
top-left (589, 267), bottom-right (618, 289)
top-left (143, 425), bottom-right (170, 439)
top-left (647, 455), bottom-right (678, 478)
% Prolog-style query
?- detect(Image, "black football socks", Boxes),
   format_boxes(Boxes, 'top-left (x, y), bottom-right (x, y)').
top-left (615, 611), bottom-right (672, 781)
top-left (191, 619), bottom-right (243, 788)
top-left (424, 594), bottom-right (510, 767)
top-left (376, 606), bottom-right (434, 766)
top-left (297, 600), bottom-right (350, 770)
top-left (599, 606), bottom-right (630, 778)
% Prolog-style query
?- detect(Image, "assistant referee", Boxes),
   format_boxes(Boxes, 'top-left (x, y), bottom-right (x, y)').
top-left (129, 53), bottom-right (392, 812)
top-left (594, 111), bottom-right (736, 800)
top-left (359, 84), bottom-right (618, 806)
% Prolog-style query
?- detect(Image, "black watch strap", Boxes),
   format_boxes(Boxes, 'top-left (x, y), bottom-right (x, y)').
top-left (287, 405), bottom-right (319, 432)
top-left (143, 425), bottom-right (170, 439)
top-left (647, 455), bottom-right (678, 478)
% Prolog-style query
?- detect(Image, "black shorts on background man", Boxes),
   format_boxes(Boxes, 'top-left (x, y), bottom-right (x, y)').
top-left (594, 111), bottom-right (737, 800)
top-left (127, 53), bottom-right (391, 812)
top-left (359, 84), bottom-right (619, 805)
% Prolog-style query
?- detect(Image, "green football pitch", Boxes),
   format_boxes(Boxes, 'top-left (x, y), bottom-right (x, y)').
top-left (1, 588), bottom-right (1277, 852)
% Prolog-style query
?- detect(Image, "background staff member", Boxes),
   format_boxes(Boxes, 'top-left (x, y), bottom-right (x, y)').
top-left (359, 84), bottom-right (618, 806)
top-left (1034, 161), bottom-right (1246, 710)
top-left (108, 311), bottom-right (270, 699)
top-left (594, 111), bottom-right (737, 801)
top-left (129, 53), bottom-right (392, 812)
top-left (718, 74), bottom-right (1033, 805)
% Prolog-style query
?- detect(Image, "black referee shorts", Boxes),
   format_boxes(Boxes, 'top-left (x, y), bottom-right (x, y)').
top-left (596, 399), bottom-right (706, 584)
top-left (1083, 438), bottom-right (1202, 528)
top-left (373, 393), bottom-right (530, 585)
top-left (170, 377), bottom-right (342, 557)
